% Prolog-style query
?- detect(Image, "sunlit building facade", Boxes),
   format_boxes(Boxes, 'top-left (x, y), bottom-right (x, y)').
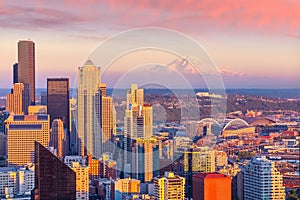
top-left (50, 119), bottom-right (65, 157)
top-left (71, 162), bottom-right (89, 200)
top-left (244, 156), bottom-right (285, 200)
top-left (77, 60), bottom-right (102, 158)
top-left (17, 40), bottom-right (35, 105)
top-left (6, 83), bottom-right (30, 115)
top-left (6, 114), bottom-right (50, 166)
top-left (154, 172), bottom-right (185, 200)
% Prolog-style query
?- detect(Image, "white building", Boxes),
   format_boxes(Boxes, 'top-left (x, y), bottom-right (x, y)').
top-left (244, 156), bottom-right (285, 200)
top-left (0, 168), bottom-right (17, 196)
top-left (17, 166), bottom-right (34, 195)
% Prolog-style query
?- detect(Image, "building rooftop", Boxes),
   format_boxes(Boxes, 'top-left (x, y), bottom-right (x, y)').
top-left (193, 172), bottom-right (229, 179)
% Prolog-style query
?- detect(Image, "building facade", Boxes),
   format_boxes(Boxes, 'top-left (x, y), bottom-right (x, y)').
top-left (6, 83), bottom-right (30, 115)
top-left (5, 114), bottom-right (50, 166)
top-left (192, 172), bottom-right (231, 200)
top-left (17, 40), bottom-right (35, 105)
top-left (154, 172), bottom-right (185, 200)
top-left (244, 156), bottom-right (285, 200)
top-left (33, 142), bottom-right (76, 200)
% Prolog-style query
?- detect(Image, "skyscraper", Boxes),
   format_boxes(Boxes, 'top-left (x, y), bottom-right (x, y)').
top-left (5, 114), bottom-right (50, 166)
top-left (102, 95), bottom-right (114, 153)
top-left (154, 172), bottom-right (185, 200)
top-left (124, 84), bottom-right (152, 139)
top-left (47, 78), bottom-right (70, 153)
top-left (18, 40), bottom-right (35, 105)
top-left (192, 172), bottom-right (231, 200)
top-left (6, 83), bottom-right (30, 115)
top-left (77, 60), bottom-right (102, 158)
top-left (33, 142), bottom-right (76, 200)
top-left (131, 137), bottom-right (159, 183)
top-left (244, 156), bottom-right (285, 200)
top-left (50, 119), bottom-right (65, 158)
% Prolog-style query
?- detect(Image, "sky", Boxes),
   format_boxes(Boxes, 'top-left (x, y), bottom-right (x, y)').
top-left (0, 0), bottom-right (300, 89)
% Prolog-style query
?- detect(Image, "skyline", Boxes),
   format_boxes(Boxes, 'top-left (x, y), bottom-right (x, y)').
top-left (1, 0), bottom-right (300, 89)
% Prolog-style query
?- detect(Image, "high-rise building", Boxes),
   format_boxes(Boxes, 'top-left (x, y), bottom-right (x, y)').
top-left (50, 119), bottom-right (65, 157)
top-left (17, 40), bottom-right (35, 105)
top-left (115, 178), bottom-right (140, 199)
top-left (192, 172), bottom-right (231, 200)
top-left (13, 63), bottom-right (18, 84)
top-left (154, 172), bottom-right (185, 200)
top-left (182, 146), bottom-right (215, 199)
top-left (6, 83), bottom-right (30, 115)
top-left (124, 84), bottom-right (153, 139)
top-left (244, 156), bottom-right (285, 200)
top-left (33, 142), bottom-right (76, 200)
top-left (5, 114), bottom-right (50, 166)
top-left (77, 60), bottom-right (102, 158)
top-left (71, 162), bottom-right (89, 200)
top-left (102, 95), bottom-right (114, 153)
top-left (131, 137), bottom-right (159, 183)
top-left (47, 78), bottom-right (70, 153)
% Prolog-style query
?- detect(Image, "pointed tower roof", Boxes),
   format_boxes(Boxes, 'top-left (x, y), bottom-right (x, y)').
top-left (84, 59), bottom-right (95, 66)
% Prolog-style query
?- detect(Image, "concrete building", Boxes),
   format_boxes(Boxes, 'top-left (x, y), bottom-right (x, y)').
top-left (17, 166), bottom-right (35, 195)
top-left (0, 168), bottom-right (17, 196)
top-left (215, 151), bottom-right (228, 167)
top-left (115, 178), bottom-right (140, 199)
top-left (71, 162), bottom-right (89, 200)
top-left (5, 114), bottom-right (50, 166)
top-left (244, 156), bottom-right (285, 200)
top-left (154, 172), bottom-right (185, 200)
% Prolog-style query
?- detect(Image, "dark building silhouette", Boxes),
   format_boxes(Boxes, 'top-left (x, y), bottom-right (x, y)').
top-left (33, 142), bottom-right (76, 200)
top-left (47, 78), bottom-right (70, 153)
top-left (13, 63), bottom-right (18, 84)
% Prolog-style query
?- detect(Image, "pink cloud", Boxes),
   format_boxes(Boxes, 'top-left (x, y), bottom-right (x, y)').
top-left (1, 0), bottom-right (300, 36)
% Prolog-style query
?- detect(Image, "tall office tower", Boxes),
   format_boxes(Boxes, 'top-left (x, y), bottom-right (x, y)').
top-left (102, 95), bottom-right (114, 153)
top-left (5, 114), bottom-right (50, 166)
top-left (115, 178), bottom-right (140, 199)
top-left (6, 83), bottom-right (30, 115)
top-left (71, 162), bottom-right (89, 200)
top-left (77, 60), bottom-right (102, 158)
top-left (50, 119), bottom-right (65, 157)
top-left (124, 84), bottom-right (152, 139)
top-left (154, 172), bottom-right (185, 200)
top-left (131, 137), bottom-right (159, 183)
top-left (18, 40), bottom-right (35, 105)
top-left (47, 78), bottom-right (70, 153)
top-left (13, 63), bottom-right (18, 83)
top-left (192, 172), bottom-right (231, 200)
top-left (182, 146), bottom-right (215, 199)
top-left (33, 142), bottom-right (76, 200)
top-left (244, 156), bottom-right (285, 200)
